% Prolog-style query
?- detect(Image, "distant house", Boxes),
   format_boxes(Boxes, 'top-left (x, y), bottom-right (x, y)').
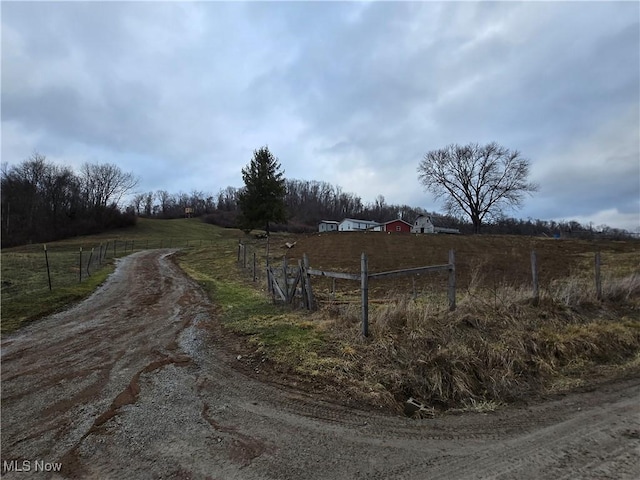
top-left (412, 214), bottom-right (460, 234)
top-left (339, 218), bottom-right (381, 232)
top-left (381, 219), bottom-right (412, 233)
top-left (411, 214), bottom-right (435, 234)
top-left (318, 220), bottom-right (339, 233)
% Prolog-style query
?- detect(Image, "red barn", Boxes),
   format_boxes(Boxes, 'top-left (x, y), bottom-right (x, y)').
top-left (381, 219), bottom-right (412, 233)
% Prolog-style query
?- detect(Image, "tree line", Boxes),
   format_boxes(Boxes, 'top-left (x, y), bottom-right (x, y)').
top-left (202, 179), bottom-right (451, 233)
top-left (2, 147), bottom-right (632, 248)
top-left (1, 153), bottom-right (137, 247)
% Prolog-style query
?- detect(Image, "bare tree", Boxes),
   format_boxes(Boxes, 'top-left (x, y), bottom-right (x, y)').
top-left (418, 142), bottom-right (538, 233)
top-left (155, 189), bottom-right (173, 217)
top-left (143, 191), bottom-right (154, 217)
top-left (130, 193), bottom-right (146, 216)
top-left (81, 163), bottom-right (138, 209)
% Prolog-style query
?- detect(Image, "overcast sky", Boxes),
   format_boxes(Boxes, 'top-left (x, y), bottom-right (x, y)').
top-left (2, 1), bottom-right (639, 231)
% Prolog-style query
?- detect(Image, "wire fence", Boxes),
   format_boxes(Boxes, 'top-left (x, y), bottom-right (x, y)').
top-left (1, 238), bottom-right (216, 302)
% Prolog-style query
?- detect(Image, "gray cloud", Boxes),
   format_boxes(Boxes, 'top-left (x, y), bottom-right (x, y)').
top-left (2, 1), bottom-right (638, 230)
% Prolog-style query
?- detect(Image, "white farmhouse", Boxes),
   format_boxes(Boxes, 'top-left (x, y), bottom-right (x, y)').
top-left (318, 220), bottom-right (339, 233)
top-left (338, 218), bottom-right (381, 232)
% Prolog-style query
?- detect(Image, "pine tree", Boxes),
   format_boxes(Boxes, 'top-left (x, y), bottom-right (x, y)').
top-left (237, 146), bottom-right (286, 235)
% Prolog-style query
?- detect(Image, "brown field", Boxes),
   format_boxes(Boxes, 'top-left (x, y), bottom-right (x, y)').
top-left (271, 231), bottom-right (640, 301)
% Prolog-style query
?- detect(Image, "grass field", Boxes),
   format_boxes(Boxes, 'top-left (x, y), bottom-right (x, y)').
top-left (2, 218), bottom-right (639, 412)
top-left (1, 218), bottom-right (229, 333)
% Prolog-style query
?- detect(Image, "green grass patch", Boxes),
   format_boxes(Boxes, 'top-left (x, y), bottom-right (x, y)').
top-left (1, 218), bottom-right (232, 333)
top-left (176, 237), bottom-right (327, 372)
top-left (1, 264), bottom-right (114, 334)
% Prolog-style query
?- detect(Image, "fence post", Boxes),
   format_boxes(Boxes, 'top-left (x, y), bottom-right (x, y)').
top-left (361, 252), bottom-right (369, 337)
top-left (243, 243), bottom-right (247, 269)
top-left (298, 260), bottom-right (306, 308)
top-left (531, 250), bottom-right (539, 306)
top-left (266, 236), bottom-right (270, 267)
top-left (266, 265), bottom-right (273, 294)
top-left (282, 256), bottom-right (289, 302)
top-left (87, 248), bottom-right (94, 277)
top-left (302, 253), bottom-right (315, 310)
top-left (253, 252), bottom-right (257, 282)
top-left (595, 251), bottom-right (602, 300)
top-left (43, 244), bottom-right (52, 291)
top-left (79, 247), bottom-right (83, 282)
top-left (237, 241), bottom-right (241, 263)
top-left (448, 249), bottom-right (456, 311)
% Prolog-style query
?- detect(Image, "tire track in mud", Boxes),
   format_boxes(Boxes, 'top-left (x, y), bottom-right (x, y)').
top-left (1, 249), bottom-right (639, 480)
top-left (1, 250), bottom-right (210, 476)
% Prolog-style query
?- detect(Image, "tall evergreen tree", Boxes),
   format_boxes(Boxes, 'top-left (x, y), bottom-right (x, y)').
top-left (237, 146), bottom-right (286, 235)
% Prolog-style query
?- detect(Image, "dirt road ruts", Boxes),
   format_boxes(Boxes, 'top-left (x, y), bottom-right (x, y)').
top-left (2, 249), bottom-right (639, 479)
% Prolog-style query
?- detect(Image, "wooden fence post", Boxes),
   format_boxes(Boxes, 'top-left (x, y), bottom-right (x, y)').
top-left (531, 250), bottom-right (539, 306)
top-left (266, 266), bottom-right (273, 295)
top-left (298, 260), bottom-right (306, 308)
top-left (266, 236), bottom-right (270, 266)
top-left (303, 254), bottom-right (315, 310)
top-left (595, 251), bottom-right (602, 300)
top-left (282, 256), bottom-right (289, 302)
top-left (237, 241), bottom-right (241, 263)
top-left (43, 244), bottom-right (52, 291)
top-left (361, 252), bottom-right (369, 337)
top-left (448, 249), bottom-right (456, 311)
top-left (243, 243), bottom-right (247, 269)
top-left (87, 248), bottom-right (94, 277)
top-left (79, 247), bottom-right (83, 283)
top-left (253, 252), bottom-right (257, 282)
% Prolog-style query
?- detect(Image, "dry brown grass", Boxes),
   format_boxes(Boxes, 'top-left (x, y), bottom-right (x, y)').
top-left (314, 268), bottom-right (640, 410)
top-left (239, 232), bottom-right (640, 412)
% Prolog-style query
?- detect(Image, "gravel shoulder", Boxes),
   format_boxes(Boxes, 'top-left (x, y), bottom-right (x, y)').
top-left (2, 249), bottom-right (639, 479)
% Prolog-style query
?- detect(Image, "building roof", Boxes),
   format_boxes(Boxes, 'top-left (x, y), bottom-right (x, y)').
top-left (340, 218), bottom-right (380, 225)
top-left (383, 219), bottom-right (412, 226)
top-left (319, 220), bottom-right (340, 224)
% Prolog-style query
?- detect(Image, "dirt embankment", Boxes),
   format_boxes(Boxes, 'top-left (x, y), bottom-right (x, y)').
top-left (1, 250), bottom-right (639, 479)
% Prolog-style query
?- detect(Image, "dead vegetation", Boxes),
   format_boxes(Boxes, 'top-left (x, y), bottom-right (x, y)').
top-left (311, 273), bottom-right (640, 411)
top-left (271, 234), bottom-right (640, 411)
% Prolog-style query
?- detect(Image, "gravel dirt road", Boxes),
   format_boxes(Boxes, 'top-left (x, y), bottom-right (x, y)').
top-left (2, 250), bottom-right (639, 479)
